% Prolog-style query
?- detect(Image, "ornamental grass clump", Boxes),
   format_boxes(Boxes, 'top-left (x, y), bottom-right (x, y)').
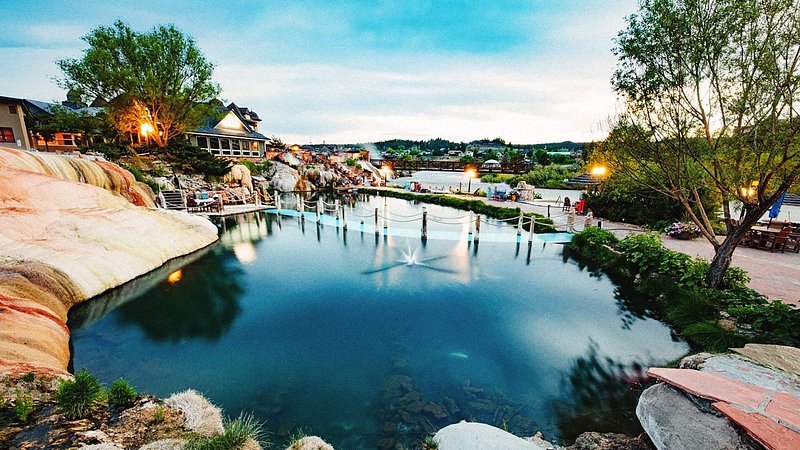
top-left (56, 369), bottom-right (105, 419)
top-left (108, 378), bottom-right (138, 407)
top-left (14, 392), bottom-right (34, 423)
top-left (186, 412), bottom-right (268, 450)
top-left (665, 221), bottom-right (701, 239)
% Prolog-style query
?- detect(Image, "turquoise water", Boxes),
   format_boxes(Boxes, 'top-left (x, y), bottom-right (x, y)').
top-left (68, 195), bottom-right (688, 448)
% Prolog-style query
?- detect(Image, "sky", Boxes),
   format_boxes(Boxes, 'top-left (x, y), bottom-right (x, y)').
top-left (0, 0), bottom-right (638, 145)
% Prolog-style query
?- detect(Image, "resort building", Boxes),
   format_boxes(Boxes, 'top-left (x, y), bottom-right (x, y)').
top-left (24, 99), bottom-right (103, 152)
top-left (187, 102), bottom-right (269, 158)
top-left (0, 96), bottom-right (32, 149)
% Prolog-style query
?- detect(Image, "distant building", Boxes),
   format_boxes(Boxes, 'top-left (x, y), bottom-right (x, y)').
top-left (0, 96), bottom-right (31, 149)
top-left (187, 102), bottom-right (268, 158)
top-left (24, 99), bottom-right (103, 151)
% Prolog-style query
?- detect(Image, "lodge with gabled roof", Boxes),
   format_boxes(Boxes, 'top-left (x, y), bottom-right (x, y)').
top-left (186, 102), bottom-right (268, 158)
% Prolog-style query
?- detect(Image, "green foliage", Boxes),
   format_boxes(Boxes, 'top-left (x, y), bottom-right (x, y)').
top-left (422, 436), bottom-right (439, 450)
top-left (345, 158), bottom-right (359, 167)
top-left (186, 412), bottom-right (267, 450)
top-left (286, 428), bottom-right (308, 448)
top-left (14, 392), bottom-right (34, 423)
top-left (20, 372), bottom-right (35, 383)
top-left (682, 322), bottom-right (750, 353)
top-left (239, 160), bottom-right (272, 175)
top-left (728, 301), bottom-right (800, 343)
top-left (568, 227), bottom-right (620, 266)
top-left (479, 173), bottom-right (515, 183)
top-left (120, 163), bottom-right (160, 194)
top-left (58, 21), bottom-right (221, 147)
top-left (158, 140), bottom-right (231, 177)
top-left (153, 404), bottom-right (165, 423)
top-left (662, 288), bottom-right (719, 329)
top-left (56, 369), bottom-right (105, 419)
top-left (93, 142), bottom-right (130, 161)
top-left (586, 181), bottom-right (692, 227)
top-left (509, 164), bottom-right (577, 189)
top-left (108, 378), bottom-right (138, 407)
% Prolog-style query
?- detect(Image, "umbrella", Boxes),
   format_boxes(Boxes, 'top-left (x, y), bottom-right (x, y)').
top-left (769, 192), bottom-right (786, 220)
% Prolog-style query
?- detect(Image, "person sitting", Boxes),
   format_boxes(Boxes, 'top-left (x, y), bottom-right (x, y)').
top-left (562, 197), bottom-right (571, 212)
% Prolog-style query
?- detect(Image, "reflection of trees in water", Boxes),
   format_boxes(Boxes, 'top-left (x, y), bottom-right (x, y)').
top-left (562, 248), bottom-right (661, 331)
top-left (553, 342), bottom-right (649, 443)
top-left (115, 248), bottom-right (244, 342)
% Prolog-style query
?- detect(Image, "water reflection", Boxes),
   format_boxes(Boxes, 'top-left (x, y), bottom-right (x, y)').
top-left (114, 248), bottom-right (244, 342)
top-left (553, 343), bottom-right (650, 442)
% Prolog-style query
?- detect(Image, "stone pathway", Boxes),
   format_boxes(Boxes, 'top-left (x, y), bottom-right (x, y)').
top-left (639, 344), bottom-right (800, 450)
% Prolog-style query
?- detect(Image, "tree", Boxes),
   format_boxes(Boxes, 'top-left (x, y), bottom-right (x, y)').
top-left (58, 21), bottom-right (220, 148)
top-left (603, 0), bottom-right (800, 288)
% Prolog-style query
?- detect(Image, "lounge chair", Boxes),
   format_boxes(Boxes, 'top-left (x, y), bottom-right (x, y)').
top-left (562, 197), bottom-right (571, 212)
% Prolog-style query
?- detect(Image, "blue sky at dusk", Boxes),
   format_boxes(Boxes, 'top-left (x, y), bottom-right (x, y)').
top-left (1, 1), bottom-right (637, 144)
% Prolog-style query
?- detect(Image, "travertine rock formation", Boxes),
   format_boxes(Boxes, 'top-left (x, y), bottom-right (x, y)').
top-left (0, 149), bottom-right (218, 375)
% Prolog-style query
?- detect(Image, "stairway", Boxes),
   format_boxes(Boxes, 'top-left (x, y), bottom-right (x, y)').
top-left (161, 190), bottom-right (186, 210)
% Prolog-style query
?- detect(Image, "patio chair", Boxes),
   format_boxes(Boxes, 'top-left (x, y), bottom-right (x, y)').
top-left (763, 226), bottom-right (793, 253)
top-left (562, 197), bottom-right (571, 212)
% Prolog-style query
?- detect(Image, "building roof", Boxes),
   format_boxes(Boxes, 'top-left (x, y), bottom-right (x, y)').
top-left (23, 99), bottom-right (103, 117)
top-left (190, 126), bottom-right (268, 140)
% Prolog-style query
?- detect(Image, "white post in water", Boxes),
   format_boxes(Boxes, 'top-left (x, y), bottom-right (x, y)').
top-left (335, 199), bottom-right (340, 227)
top-left (528, 216), bottom-right (536, 243)
top-left (374, 207), bottom-right (379, 236)
top-left (315, 199), bottom-right (321, 222)
top-left (342, 201), bottom-right (348, 230)
top-left (421, 207), bottom-right (428, 241)
top-left (276, 194), bottom-right (282, 215)
top-left (475, 214), bottom-right (481, 243)
top-left (517, 212), bottom-right (523, 238)
top-left (468, 211), bottom-right (474, 241)
top-left (299, 195), bottom-right (305, 220)
top-left (383, 199), bottom-right (389, 235)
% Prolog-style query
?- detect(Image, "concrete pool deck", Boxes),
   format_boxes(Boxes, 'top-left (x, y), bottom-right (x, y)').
top-left (372, 187), bottom-right (800, 305)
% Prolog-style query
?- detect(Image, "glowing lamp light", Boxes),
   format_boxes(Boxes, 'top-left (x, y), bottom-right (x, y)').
top-left (166, 269), bottom-right (183, 284)
top-left (590, 165), bottom-right (608, 176)
top-left (464, 168), bottom-right (477, 178)
top-left (140, 123), bottom-right (154, 135)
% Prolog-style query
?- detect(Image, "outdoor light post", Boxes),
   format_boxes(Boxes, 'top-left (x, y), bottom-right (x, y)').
top-left (464, 168), bottom-right (477, 195)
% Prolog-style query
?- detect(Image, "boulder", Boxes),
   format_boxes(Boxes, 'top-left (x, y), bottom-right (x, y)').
top-left (224, 164), bottom-right (253, 191)
top-left (636, 383), bottom-right (755, 450)
top-left (304, 168), bottom-right (339, 189)
top-left (164, 390), bottom-right (224, 436)
top-left (285, 436), bottom-right (334, 450)
top-left (434, 422), bottom-right (555, 450)
top-left (271, 165), bottom-right (301, 192)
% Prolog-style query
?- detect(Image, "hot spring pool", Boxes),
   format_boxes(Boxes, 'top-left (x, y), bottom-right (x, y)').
top-left (68, 194), bottom-right (688, 449)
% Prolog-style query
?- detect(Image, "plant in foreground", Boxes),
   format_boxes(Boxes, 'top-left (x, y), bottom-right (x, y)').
top-left (56, 369), bottom-right (105, 419)
top-left (422, 435), bottom-right (439, 450)
top-left (152, 404), bottom-right (165, 423)
top-left (108, 378), bottom-right (138, 407)
top-left (286, 427), bottom-right (308, 448)
top-left (186, 412), bottom-right (267, 450)
top-left (14, 392), bottom-right (34, 423)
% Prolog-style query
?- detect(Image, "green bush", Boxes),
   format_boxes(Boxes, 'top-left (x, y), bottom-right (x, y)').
top-left (14, 392), bottom-right (34, 423)
top-left (157, 140), bottom-right (232, 177)
top-left (240, 160), bottom-right (272, 175)
top-left (108, 378), bottom-right (138, 407)
top-left (120, 163), bottom-right (160, 194)
top-left (56, 369), bottom-right (105, 419)
top-left (662, 287), bottom-right (719, 329)
top-left (92, 142), bottom-right (130, 161)
top-left (509, 164), bottom-right (577, 189)
top-left (186, 412), bottom-right (267, 450)
top-left (728, 301), bottom-right (800, 343)
top-left (568, 227), bottom-right (621, 266)
top-left (480, 173), bottom-right (515, 183)
top-left (682, 322), bottom-right (750, 352)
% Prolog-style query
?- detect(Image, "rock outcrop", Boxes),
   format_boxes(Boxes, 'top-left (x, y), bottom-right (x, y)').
top-left (0, 150), bottom-right (218, 375)
top-left (434, 422), bottom-right (556, 450)
top-left (638, 345), bottom-right (800, 450)
top-left (271, 164), bottom-right (302, 192)
top-left (0, 148), bottom-right (155, 207)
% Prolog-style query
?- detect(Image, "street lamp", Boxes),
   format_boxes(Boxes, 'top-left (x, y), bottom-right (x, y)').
top-left (590, 165), bottom-right (607, 177)
top-left (465, 168), bottom-right (477, 194)
top-left (140, 122), bottom-right (154, 145)
top-left (379, 165), bottom-right (391, 186)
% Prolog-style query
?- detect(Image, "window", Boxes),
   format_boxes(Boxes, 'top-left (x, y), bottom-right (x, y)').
top-left (231, 140), bottom-right (240, 151)
top-left (221, 139), bottom-right (230, 150)
top-left (60, 133), bottom-right (74, 146)
top-left (209, 138), bottom-right (220, 149)
top-left (8, 105), bottom-right (16, 115)
top-left (251, 142), bottom-right (259, 152)
top-left (0, 127), bottom-right (14, 143)
top-left (197, 136), bottom-right (208, 148)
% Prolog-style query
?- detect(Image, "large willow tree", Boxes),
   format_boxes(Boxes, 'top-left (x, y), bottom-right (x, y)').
top-left (602, 0), bottom-right (800, 288)
top-left (58, 21), bottom-right (220, 147)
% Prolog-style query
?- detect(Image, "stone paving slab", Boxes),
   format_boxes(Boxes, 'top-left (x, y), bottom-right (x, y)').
top-left (731, 344), bottom-right (800, 378)
top-left (648, 368), bottom-right (768, 410)
top-left (713, 402), bottom-right (800, 450)
top-left (701, 354), bottom-right (800, 398)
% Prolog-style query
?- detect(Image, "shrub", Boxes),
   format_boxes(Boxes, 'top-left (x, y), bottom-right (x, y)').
top-left (480, 173), bottom-right (515, 183)
top-left (662, 287), bottom-right (719, 329)
top-left (152, 404), bottom-right (165, 423)
top-left (664, 222), bottom-right (701, 238)
top-left (56, 369), bottom-right (105, 419)
top-left (682, 322), bottom-right (750, 352)
top-left (92, 142), bottom-right (130, 161)
top-left (422, 436), bottom-right (439, 450)
top-left (157, 140), bottom-right (232, 177)
top-left (186, 412), bottom-right (267, 450)
top-left (240, 160), bottom-right (272, 175)
top-left (728, 301), bottom-right (800, 343)
top-left (509, 164), bottom-right (577, 189)
top-left (14, 392), bottom-right (34, 423)
top-left (108, 378), bottom-right (138, 407)
top-left (568, 227), bottom-right (621, 266)
top-left (287, 428), bottom-right (308, 448)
